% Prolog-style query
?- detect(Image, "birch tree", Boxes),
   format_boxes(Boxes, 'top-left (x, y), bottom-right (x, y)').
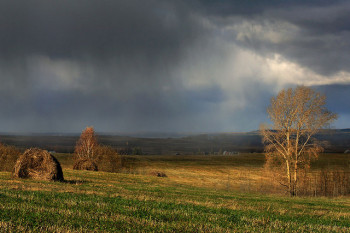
top-left (260, 86), bottom-right (337, 196)
top-left (75, 126), bottom-right (98, 160)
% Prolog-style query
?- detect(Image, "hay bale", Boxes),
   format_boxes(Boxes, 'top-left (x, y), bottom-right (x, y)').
top-left (73, 159), bottom-right (98, 171)
top-left (13, 148), bottom-right (64, 181)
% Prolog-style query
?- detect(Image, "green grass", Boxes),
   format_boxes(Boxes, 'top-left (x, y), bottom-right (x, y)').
top-left (1, 165), bottom-right (350, 232)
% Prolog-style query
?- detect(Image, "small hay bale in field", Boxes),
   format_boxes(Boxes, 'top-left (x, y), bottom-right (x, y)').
top-left (13, 148), bottom-right (64, 181)
top-left (150, 171), bottom-right (167, 177)
top-left (73, 159), bottom-right (98, 171)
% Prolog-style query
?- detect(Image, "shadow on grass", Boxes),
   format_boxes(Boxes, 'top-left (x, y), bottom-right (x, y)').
top-left (62, 179), bottom-right (88, 185)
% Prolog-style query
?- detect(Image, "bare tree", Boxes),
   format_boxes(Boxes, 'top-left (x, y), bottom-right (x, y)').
top-left (260, 86), bottom-right (337, 196)
top-left (75, 126), bottom-right (98, 160)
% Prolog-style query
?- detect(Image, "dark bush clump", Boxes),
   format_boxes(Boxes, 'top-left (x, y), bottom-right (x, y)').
top-left (0, 144), bottom-right (21, 172)
top-left (95, 145), bottom-right (122, 173)
top-left (73, 159), bottom-right (98, 171)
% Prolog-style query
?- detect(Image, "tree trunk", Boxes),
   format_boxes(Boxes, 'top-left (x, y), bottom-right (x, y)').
top-left (294, 161), bottom-right (298, 196)
top-left (286, 160), bottom-right (294, 196)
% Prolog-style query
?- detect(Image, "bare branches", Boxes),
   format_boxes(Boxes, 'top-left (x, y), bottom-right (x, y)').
top-left (261, 86), bottom-right (337, 196)
top-left (75, 126), bottom-right (98, 160)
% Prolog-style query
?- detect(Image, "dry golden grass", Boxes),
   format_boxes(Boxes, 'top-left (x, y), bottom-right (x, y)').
top-left (6, 153), bottom-right (350, 196)
top-left (119, 154), bottom-right (275, 194)
top-left (1, 160), bottom-right (350, 232)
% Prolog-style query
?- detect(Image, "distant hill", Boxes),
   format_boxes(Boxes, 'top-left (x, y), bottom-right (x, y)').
top-left (0, 129), bottom-right (349, 154)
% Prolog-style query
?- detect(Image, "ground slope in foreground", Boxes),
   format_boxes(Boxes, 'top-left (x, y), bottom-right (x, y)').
top-left (0, 169), bottom-right (349, 232)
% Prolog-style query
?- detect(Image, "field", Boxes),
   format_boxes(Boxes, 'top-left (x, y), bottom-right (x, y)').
top-left (0, 153), bottom-right (350, 232)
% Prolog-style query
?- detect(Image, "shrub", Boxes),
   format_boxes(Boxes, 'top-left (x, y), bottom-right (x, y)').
top-left (73, 159), bottom-right (98, 171)
top-left (95, 145), bottom-right (122, 173)
top-left (269, 168), bottom-right (350, 197)
top-left (0, 144), bottom-right (21, 172)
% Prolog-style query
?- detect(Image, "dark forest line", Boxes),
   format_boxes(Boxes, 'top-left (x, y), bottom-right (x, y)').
top-left (0, 129), bottom-right (349, 155)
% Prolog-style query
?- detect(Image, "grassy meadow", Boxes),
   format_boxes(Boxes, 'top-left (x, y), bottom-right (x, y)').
top-left (0, 153), bottom-right (350, 232)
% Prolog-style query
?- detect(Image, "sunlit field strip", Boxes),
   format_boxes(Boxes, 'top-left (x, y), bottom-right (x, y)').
top-left (1, 164), bottom-right (350, 232)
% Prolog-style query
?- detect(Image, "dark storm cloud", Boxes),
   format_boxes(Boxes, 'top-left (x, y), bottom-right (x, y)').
top-left (0, 86), bottom-right (229, 133)
top-left (0, 0), bottom-right (201, 60)
top-left (0, 0), bottom-right (349, 133)
top-left (267, 1), bottom-right (350, 75)
top-left (314, 84), bottom-right (350, 115)
top-left (0, 0), bottom-right (211, 132)
top-left (197, 0), bottom-right (340, 16)
top-left (0, 0), bottom-right (209, 101)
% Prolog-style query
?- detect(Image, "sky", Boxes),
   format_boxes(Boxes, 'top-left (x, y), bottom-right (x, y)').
top-left (0, 0), bottom-right (349, 134)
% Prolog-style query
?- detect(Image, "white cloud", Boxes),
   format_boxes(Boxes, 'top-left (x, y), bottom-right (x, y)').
top-left (265, 54), bottom-right (350, 86)
top-left (233, 19), bottom-right (299, 44)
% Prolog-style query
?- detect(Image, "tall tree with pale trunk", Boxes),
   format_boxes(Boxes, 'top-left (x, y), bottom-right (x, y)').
top-left (75, 126), bottom-right (98, 160)
top-left (260, 86), bottom-right (337, 196)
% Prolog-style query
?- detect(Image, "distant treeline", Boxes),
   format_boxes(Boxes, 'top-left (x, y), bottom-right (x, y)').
top-left (0, 129), bottom-right (349, 155)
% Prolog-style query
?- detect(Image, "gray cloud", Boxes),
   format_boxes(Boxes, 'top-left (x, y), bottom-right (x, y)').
top-left (201, 0), bottom-right (350, 76)
top-left (0, 0), bottom-right (348, 133)
top-left (0, 0), bottom-right (201, 60)
top-left (314, 84), bottom-right (350, 115)
top-left (0, 0), bottom-right (207, 95)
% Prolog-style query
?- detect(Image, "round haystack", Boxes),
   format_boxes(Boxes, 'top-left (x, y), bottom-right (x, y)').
top-left (73, 159), bottom-right (98, 171)
top-left (13, 148), bottom-right (64, 181)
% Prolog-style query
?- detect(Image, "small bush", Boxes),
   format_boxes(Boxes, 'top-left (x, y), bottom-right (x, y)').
top-left (265, 168), bottom-right (350, 197)
top-left (73, 159), bottom-right (98, 171)
top-left (0, 144), bottom-right (21, 172)
top-left (95, 145), bottom-right (122, 173)
top-left (316, 169), bottom-right (350, 196)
